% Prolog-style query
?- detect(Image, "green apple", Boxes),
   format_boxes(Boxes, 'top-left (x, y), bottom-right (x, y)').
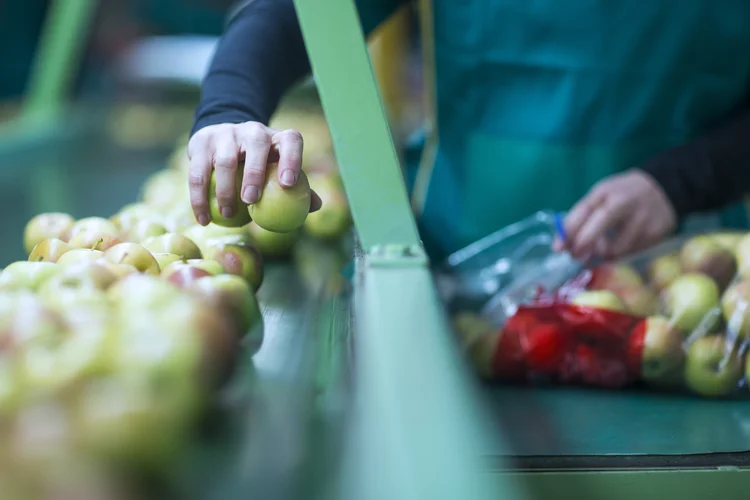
top-left (202, 240), bottom-right (263, 290)
top-left (617, 286), bottom-right (658, 317)
top-left (685, 335), bottom-right (742, 397)
top-left (734, 233), bottom-right (750, 279)
top-left (571, 290), bottom-right (628, 313)
top-left (104, 243), bottom-right (160, 275)
top-left (664, 273), bottom-right (720, 333)
top-left (636, 316), bottom-right (685, 384)
top-left (0, 261), bottom-right (60, 291)
top-left (680, 235), bottom-right (736, 291)
top-left (141, 233), bottom-right (202, 259)
top-left (466, 331), bottom-right (502, 380)
top-left (247, 222), bottom-right (299, 259)
top-left (56, 249), bottom-right (105, 268)
top-left (647, 253), bottom-right (682, 291)
top-left (721, 280), bottom-right (750, 338)
top-left (304, 172), bottom-right (351, 241)
top-left (23, 212), bottom-right (75, 255)
top-left (248, 163), bottom-right (311, 233)
top-left (452, 311), bottom-right (494, 351)
top-left (589, 263), bottom-right (644, 291)
top-left (208, 167), bottom-right (252, 227)
top-left (189, 274), bottom-right (263, 351)
top-left (28, 238), bottom-right (72, 263)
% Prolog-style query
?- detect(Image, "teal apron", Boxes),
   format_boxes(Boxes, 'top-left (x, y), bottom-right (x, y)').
top-left (399, 0), bottom-right (750, 261)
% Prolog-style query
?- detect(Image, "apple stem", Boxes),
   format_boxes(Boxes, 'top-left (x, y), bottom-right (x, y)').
top-left (92, 238), bottom-right (104, 251)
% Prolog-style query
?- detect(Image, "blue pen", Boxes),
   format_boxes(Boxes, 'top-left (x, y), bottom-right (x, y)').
top-left (554, 212), bottom-right (567, 243)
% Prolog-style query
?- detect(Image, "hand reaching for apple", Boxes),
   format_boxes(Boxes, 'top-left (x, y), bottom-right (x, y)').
top-left (557, 169), bottom-right (677, 260)
top-left (188, 122), bottom-right (322, 227)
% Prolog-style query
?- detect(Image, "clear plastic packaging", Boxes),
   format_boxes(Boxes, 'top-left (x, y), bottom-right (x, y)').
top-left (442, 211), bottom-right (750, 398)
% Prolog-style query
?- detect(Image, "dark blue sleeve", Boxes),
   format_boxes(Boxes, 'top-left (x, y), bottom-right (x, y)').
top-left (191, 0), bottom-right (405, 136)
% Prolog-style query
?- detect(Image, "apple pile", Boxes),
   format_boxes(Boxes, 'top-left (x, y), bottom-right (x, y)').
top-left (454, 232), bottom-right (750, 398)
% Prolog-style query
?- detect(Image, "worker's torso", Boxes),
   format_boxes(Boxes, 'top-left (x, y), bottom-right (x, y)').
top-left (409, 0), bottom-right (750, 260)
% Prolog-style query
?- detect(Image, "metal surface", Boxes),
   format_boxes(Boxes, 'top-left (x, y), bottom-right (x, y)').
top-left (293, 0), bottom-right (421, 253)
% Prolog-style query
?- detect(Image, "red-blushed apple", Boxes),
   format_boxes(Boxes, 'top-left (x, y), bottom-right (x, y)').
top-left (679, 235), bottom-right (736, 291)
top-left (23, 213), bottom-right (75, 255)
top-left (152, 252), bottom-right (183, 270)
top-left (181, 223), bottom-right (250, 255)
top-left (617, 286), bottom-right (659, 317)
top-left (734, 233), bottom-right (750, 279)
top-left (0, 293), bottom-right (66, 347)
top-left (304, 171), bottom-right (351, 241)
top-left (631, 316), bottom-right (685, 384)
top-left (163, 264), bottom-right (212, 289)
top-left (208, 166), bottom-right (252, 227)
top-left (104, 243), bottom-right (160, 275)
top-left (28, 238), bottom-right (72, 263)
top-left (202, 240), bottom-right (264, 291)
top-left (0, 261), bottom-right (60, 291)
top-left (140, 168), bottom-right (188, 211)
top-left (647, 253), bottom-right (682, 291)
top-left (106, 274), bottom-right (181, 309)
top-left (721, 280), bottom-right (750, 338)
top-left (711, 232), bottom-right (745, 252)
top-left (55, 249), bottom-right (105, 268)
top-left (452, 311), bottom-right (494, 351)
top-left (588, 263), bottom-right (644, 292)
top-left (39, 261), bottom-right (120, 294)
top-left (248, 163), bottom-right (311, 233)
top-left (64, 217), bottom-right (119, 242)
top-left (664, 273), bottom-right (720, 333)
top-left (189, 274), bottom-right (263, 352)
top-left (247, 222), bottom-right (300, 259)
top-left (684, 335), bottom-right (742, 397)
top-left (141, 233), bottom-right (202, 259)
top-left (67, 228), bottom-right (121, 252)
top-left (162, 259), bottom-right (225, 277)
top-left (571, 290), bottom-right (629, 313)
top-left (123, 218), bottom-right (167, 243)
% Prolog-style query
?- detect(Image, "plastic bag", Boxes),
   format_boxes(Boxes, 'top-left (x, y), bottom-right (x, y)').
top-left (442, 211), bottom-right (750, 398)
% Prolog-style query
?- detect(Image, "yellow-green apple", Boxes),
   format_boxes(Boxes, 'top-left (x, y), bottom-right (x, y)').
top-left (28, 238), bottom-right (72, 263)
top-left (571, 290), bottom-right (629, 313)
top-left (631, 316), bottom-right (685, 384)
top-left (39, 285), bottom-right (109, 314)
top-left (181, 223), bottom-right (250, 255)
top-left (664, 273), bottom-right (720, 333)
top-left (140, 169), bottom-right (187, 210)
top-left (248, 163), bottom-right (311, 233)
top-left (0, 262), bottom-right (60, 291)
top-left (453, 311), bottom-right (494, 351)
top-left (106, 274), bottom-right (181, 310)
top-left (123, 218), bottom-right (167, 243)
top-left (303, 172), bottom-right (351, 241)
top-left (38, 262), bottom-right (119, 298)
top-left (734, 233), bottom-right (750, 279)
top-left (141, 233), bottom-right (202, 259)
top-left (208, 166), bottom-right (252, 228)
top-left (466, 331), bottom-right (502, 380)
top-left (189, 274), bottom-right (263, 351)
top-left (162, 205), bottom-right (197, 233)
top-left (152, 253), bottom-right (183, 270)
top-left (110, 202), bottom-right (156, 231)
top-left (64, 217), bottom-right (119, 242)
top-left (23, 213), bottom-right (75, 254)
top-left (647, 253), bottom-right (682, 291)
top-left (247, 222), bottom-right (299, 259)
top-left (588, 263), bottom-right (644, 292)
top-left (721, 280), bottom-right (750, 338)
top-left (56, 249), bottom-right (105, 268)
top-left (162, 259), bottom-right (225, 278)
top-left (95, 259), bottom-right (139, 280)
top-left (67, 228), bottom-right (121, 252)
top-left (679, 235), bottom-right (736, 291)
top-left (104, 243), bottom-right (160, 275)
top-left (617, 286), bottom-right (659, 317)
top-left (202, 240), bottom-right (263, 290)
top-left (684, 335), bottom-right (742, 397)
top-left (711, 232), bottom-right (745, 252)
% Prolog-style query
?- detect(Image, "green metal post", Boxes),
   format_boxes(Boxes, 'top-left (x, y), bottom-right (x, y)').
top-left (292, 0), bottom-right (420, 253)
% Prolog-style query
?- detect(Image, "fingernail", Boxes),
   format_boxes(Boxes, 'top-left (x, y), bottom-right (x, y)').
top-left (197, 214), bottom-right (209, 226)
top-left (243, 186), bottom-right (259, 204)
top-left (281, 170), bottom-right (296, 187)
top-left (221, 206), bottom-right (235, 218)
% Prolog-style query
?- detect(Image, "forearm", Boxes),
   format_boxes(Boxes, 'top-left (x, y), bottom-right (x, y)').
top-left (192, 0), bottom-right (407, 136)
top-left (641, 108), bottom-right (750, 218)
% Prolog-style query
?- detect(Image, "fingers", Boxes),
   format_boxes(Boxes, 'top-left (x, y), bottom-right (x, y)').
top-left (273, 129), bottom-right (304, 188)
top-left (213, 132), bottom-right (241, 219)
top-left (564, 187), bottom-right (607, 249)
top-left (238, 124), bottom-right (272, 204)
top-left (188, 133), bottom-right (212, 226)
top-left (310, 190), bottom-right (322, 213)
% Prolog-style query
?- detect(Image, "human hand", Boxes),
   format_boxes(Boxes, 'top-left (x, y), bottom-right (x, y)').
top-left (188, 121), bottom-right (322, 226)
top-left (556, 169), bottom-right (677, 260)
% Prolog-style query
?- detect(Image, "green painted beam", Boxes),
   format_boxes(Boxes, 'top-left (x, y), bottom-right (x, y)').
top-left (338, 260), bottom-right (526, 500)
top-left (292, 0), bottom-right (421, 252)
top-left (23, 0), bottom-right (99, 121)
